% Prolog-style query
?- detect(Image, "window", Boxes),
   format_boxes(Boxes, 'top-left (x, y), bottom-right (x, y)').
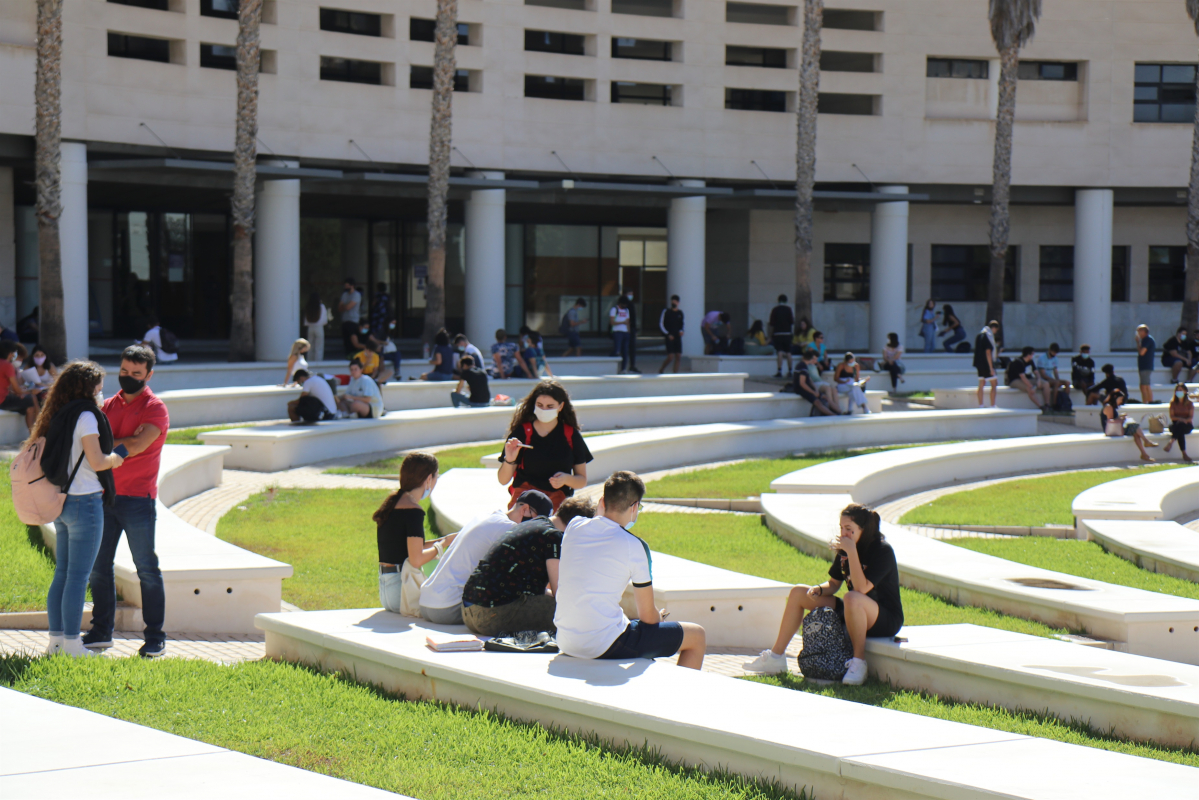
top-left (726, 45), bottom-right (786, 68)
top-left (820, 51), bottom-right (875, 73)
top-left (1018, 61), bottom-right (1078, 81)
top-left (611, 82), bottom-right (671, 106)
top-left (108, 0), bottom-right (169, 9)
top-left (410, 19), bottom-right (469, 45)
top-left (926, 58), bottom-right (988, 79)
top-left (726, 2), bottom-right (791, 25)
top-left (930, 245), bottom-right (1017, 301)
top-left (410, 66), bottom-right (470, 91)
top-left (320, 56), bottom-right (383, 84)
top-left (1111, 245), bottom-right (1129, 302)
top-left (200, 0), bottom-right (238, 18)
top-left (613, 38), bottom-right (672, 61)
top-left (824, 244), bottom-right (870, 301)
top-left (818, 93), bottom-right (876, 115)
top-left (725, 88), bottom-right (786, 112)
top-left (823, 9), bottom-right (879, 30)
top-left (1038, 246), bottom-right (1074, 301)
top-left (1148, 246), bottom-right (1187, 301)
top-left (613, 0), bottom-right (674, 17)
top-left (200, 43), bottom-right (238, 70)
top-left (526, 30), bottom-right (586, 55)
top-left (321, 8), bottom-right (382, 36)
top-left (108, 32), bottom-right (171, 63)
top-left (1134, 64), bottom-right (1197, 123)
top-left (525, 0), bottom-right (586, 9)
top-left (526, 75), bottom-right (586, 101)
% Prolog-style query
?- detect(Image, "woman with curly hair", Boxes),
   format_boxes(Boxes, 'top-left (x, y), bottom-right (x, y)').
top-left (496, 380), bottom-right (593, 511)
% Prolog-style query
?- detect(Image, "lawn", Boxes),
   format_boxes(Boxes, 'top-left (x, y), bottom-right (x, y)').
top-left (1, 655), bottom-right (808, 800)
top-left (899, 465), bottom-right (1182, 528)
top-left (0, 463), bottom-right (57, 612)
top-left (166, 425), bottom-right (246, 445)
top-left (947, 537), bottom-right (1199, 601)
top-left (327, 432), bottom-right (616, 476)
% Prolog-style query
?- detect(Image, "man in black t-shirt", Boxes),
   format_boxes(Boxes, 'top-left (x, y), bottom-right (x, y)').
top-left (1085, 364), bottom-right (1128, 406)
top-left (1070, 344), bottom-right (1095, 392)
top-left (1006, 346), bottom-right (1040, 407)
top-left (451, 355), bottom-right (491, 408)
top-left (1162, 327), bottom-right (1195, 382)
top-left (768, 294), bottom-right (795, 378)
top-left (658, 294), bottom-right (685, 374)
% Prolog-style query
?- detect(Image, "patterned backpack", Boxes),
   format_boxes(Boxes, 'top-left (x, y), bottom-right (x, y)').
top-left (797, 606), bottom-right (854, 682)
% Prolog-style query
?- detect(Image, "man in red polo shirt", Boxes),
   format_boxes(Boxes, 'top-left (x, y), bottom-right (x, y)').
top-left (84, 345), bottom-right (170, 657)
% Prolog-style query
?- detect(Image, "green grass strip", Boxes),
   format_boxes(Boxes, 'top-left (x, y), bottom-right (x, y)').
top-left (899, 465), bottom-right (1180, 528)
top-left (326, 432), bottom-right (618, 475)
top-left (166, 425), bottom-right (247, 445)
top-left (947, 537), bottom-right (1199, 601)
top-left (0, 463), bottom-right (58, 612)
top-left (1, 655), bottom-right (809, 800)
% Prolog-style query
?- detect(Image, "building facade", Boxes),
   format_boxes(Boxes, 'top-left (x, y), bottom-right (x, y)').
top-left (0, 0), bottom-right (1192, 360)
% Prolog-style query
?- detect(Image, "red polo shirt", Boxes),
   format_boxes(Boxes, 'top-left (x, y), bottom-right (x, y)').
top-left (103, 386), bottom-right (170, 498)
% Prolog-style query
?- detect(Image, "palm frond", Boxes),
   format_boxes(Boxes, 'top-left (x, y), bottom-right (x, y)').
top-left (988, 0), bottom-right (1042, 50)
top-left (1187, 0), bottom-right (1199, 35)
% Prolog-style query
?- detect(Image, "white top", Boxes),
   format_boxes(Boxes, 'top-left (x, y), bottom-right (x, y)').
top-left (609, 306), bottom-right (630, 333)
top-left (20, 366), bottom-right (53, 389)
top-left (287, 354), bottom-right (309, 383)
top-left (142, 327), bottom-right (178, 362)
top-left (420, 511), bottom-right (516, 610)
top-left (305, 304), bottom-right (328, 328)
top-left (67, 412), bottom-right (103, 496)
top-left (302, 375), bottom-right (337, 414)
top-left (454, 343), bottom-right (485, 370)
top-left (553, 515), bottom-right (653, 659)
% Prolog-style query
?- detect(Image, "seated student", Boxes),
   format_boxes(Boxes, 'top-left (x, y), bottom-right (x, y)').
top-left (1163, 383), bottom-right (1194, 463)
top-left (1005, 346), bottom-right (1041, 408)
top-left (519, 329), bottom-right (554, 379)
top-left (420, 490), bottom-right (550, 625)
top-left (497, 380), bottom-right (592, 511)
top-left (811, 330), bottom-right (831, 372)
top-left (1085, 363), bottom-right (1128, 406)
top-left (742, 320), bottom-right (773, 355)
top-left (1034, 343), bottom-right (1070, 409)
top-left (490, 329), bottom-right (529, 379)
top-left (140, 316), bottom-right (178, 363)
top-left (453, 333), bottom-right (486, 372)
top-left (792, 349), bottom-right (840, 416)
top-left (1101, 389), bottom-right (1158, 462)
top-left (421, 329), bottom-right (456, 382)
top-left (0, 340), bottom-right (37, 431)
top-left (287, 369), bottom-right (337, 422)
top-left (352, 342), bottom-right (382, 378)
top-left (833, 352), bottom-right (871, 414)
top-left (790, 317), bottom-right (815, 357)
top-left (1162, 326), bottom-right (1194, 383)
top-left (554, 471), bottom-right (707, 670)
top-left (451, 355), bottom-right (491, 408)
top-left (1071, 344), bottom-right (1096, 394)
top-left (745, 503), bottom-right (903, 685)
top-left (284, 338), bottom-right (309, 385)
top-left (20, 344), bottom-right (58, 404)
top-left (338, 357), bottom-right (383, 419)
top-left (374, 453), bottom-right (456, 614)
top-left (880, 333), bottom-right (905, 391)
top-left (460, 495), bottom-right (595, 636)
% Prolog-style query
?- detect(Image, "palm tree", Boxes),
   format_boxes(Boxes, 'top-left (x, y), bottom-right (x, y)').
top-left (985, 0), bottom-right (1041, 332)
top-left (793, 0), bottom-right (822, 327)
top-left (34, 0), bottom-right (65, 362)
top-left (229, 0), bottom-right (262, 362)
top-left (1183, 0), bottom-right (1199, 334)
top-left (423, 0), bottom-right (459, 346)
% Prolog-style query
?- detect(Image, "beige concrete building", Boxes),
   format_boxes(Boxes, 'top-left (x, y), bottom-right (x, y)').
top-left (0, 0), bottom-right (1192, 359)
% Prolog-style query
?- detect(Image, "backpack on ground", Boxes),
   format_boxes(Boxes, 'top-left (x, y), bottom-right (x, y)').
top-left (9, 439), bottom-right (85, 526)
top-left (1053, 392), bottom-right (1073, 412)
top-left (796, 606), bottom-right (854, 682)
top-left (159, 327), bottom-right (178, 355)
top-left (955, 341), bottom-right (972, 353)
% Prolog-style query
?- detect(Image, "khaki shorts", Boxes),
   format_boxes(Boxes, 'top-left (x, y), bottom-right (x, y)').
top-left (462, 594), bottom-right (556, 636)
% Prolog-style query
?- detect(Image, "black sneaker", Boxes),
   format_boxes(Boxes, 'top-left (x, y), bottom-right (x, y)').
top-left (82, 630), bottom-right (113, 650)
top-left (774, 371), bottom-right (783, 378)
top-left (139, 641), bottom-right (167, 659)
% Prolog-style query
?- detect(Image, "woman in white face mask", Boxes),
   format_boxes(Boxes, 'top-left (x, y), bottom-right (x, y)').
top-left (1164, 383), bottom-right (1194, 463)
top-left (498, 380), bottom-right (593, 512)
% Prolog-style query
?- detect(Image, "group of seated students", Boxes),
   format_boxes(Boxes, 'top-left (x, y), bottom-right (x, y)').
top-left (286, 356), bottom-right (383, 422)
top-left (790, 347), bottom-right (867, 417)
top-left (371, 378), bottom-right (903, 682)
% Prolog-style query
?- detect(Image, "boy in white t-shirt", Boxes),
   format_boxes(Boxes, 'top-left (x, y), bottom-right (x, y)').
top-left (553, 471), bottom-right (706, 669)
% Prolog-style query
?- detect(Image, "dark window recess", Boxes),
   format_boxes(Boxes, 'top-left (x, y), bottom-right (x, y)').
top-left (1018, 61), bottom-right (1078, 81)
top-left (1134, 63), bottom-right (1197, 123)
top-left (525, 0), bottom-right (586, 9)
top-left (1111, 246), bottom-right (1129, 302)
top-left (108, 0), bottom-right (170, 10)
top-left (926, 58), bottom-right (988, 79)
top-left (824, 243), bottom-right (870, 301)
top-left (200, 0), bottom-right (239, 18)
top-left (818, 93), bottom-right (875, 115)
top-left (526, 30), bottom-right (586, 55)
top-left (410, 19), bottom-right (469, 45)
top-left (1149, 245), bottom-right (1187, 301)
top-left (820, 51), bottom-right (875, 73)
top-left (1038, 245), bottom-right (1074, 302)
top-left (612, 0), bottom-right (674, 17)
top-left (200, 43), bottom-right (238, 70)
top-left (930, 245), bottom-right (1017, 302)
top-left (725, 88), bottom-right (786, 112)
top-left (726, 45), bottom-right (787, 68)
top-left (320, 8), bottom-right (382, 36)
top-left (525, 75), bottom-right (586, 101)
top-left (108, 32), bottom-right (171, 63)
top-left (823, 9), bottom-right (878, 30)
top-left (410, 66), bottom-right (470, 91)
top-left (613, 38), bottom-right (672, 61)
top-left (320, 56), bottom-right (383, 85)
top-left (611, 81), bottom-right (671, 105)
top-left (726, 2), bottom-right (790, 25)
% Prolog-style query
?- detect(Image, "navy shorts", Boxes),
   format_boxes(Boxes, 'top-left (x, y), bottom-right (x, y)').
top-left (834, 596), bottom-right (904, 639)
top-left (567, 330), bottom-right (582, 348)
top-left (598, 620), bottom-right (685, 660)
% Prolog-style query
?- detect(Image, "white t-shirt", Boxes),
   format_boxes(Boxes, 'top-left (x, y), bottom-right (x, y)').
top-left (21, 366), bottom-right (53, 389)
top-left (67, 412), bottom-right (103, 496)
top-left (287, 354), bottom-right (309, 383)
top-left (305, 304), bottom-right (328, 328)
top-left (143, 327), bottom-right (178, 362)
top-left (302, 375), bottom-right (337, 415)
top-left (609, 306), bottom-right (630, 334)
top-left (454, 343), bottom-right (485, 371)
top-left (420, 511), bottom-right (516, 610)
top-left (553, 515), bottom-right (653, 659)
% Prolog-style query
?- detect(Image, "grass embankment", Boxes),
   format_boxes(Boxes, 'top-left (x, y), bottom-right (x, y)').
top-left (899, 465), bottom-right (1182, 528)
top-left (0, 464), bottom-right (57, 612)
top-left (0, 655), bottom-right (808, 800)
top-left (327, 432), bottom-right (618, 476)
top-left (166, 425), bottom-right (246, 445)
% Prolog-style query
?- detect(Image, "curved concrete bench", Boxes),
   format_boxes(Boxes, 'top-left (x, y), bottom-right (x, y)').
top-left (1072, 467), bottom-right (1199, 525)
top-left (1083, 520), bottom-right (1199, 584)
top-left (936, 385), bottom-right (1196, 413)
top-left (1072, 401), bottom-right (1196, 431)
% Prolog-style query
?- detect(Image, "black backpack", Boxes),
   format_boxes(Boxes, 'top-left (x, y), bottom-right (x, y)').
top-left (159, 327), bottom-right (178, 355)
top-left (558, 311), bottom-right (572, 336)
top-left (797, 606), bottom-right (854, 682)
top-left (955, 341), bottom-right (972, 353)
top-left (1054, 391), bottom-right (1073, 412)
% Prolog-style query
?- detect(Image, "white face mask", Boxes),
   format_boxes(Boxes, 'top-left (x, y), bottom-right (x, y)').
top-left (533, 406), bottom-right (560, 423)
top-left (421, 486), bottom-right (433, 501)
top-left (1178, 391), bottom-right (1187, 400)
top-left (95, 389), bottom-right (104, 404)
top-left (625, 508), bottom-right (639, 530)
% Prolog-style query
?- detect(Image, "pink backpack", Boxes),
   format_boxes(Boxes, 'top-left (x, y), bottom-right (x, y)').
top-left (9, 437), bottom-right (84, 526)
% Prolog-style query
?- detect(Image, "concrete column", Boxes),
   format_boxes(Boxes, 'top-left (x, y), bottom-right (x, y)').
top-left (1073, 188), bottom-right (1113, 352)
top-left (0, 166), bottom-right (15, 328)
top-left (254, 163), bottom-right (301, 361)
top-left (667, 179), bottom-right (706, 357)
top-left (869, 185), bottom-right (909, 353)
top-left (464, 171), bottom-right (506, 345)
top-left (60, 142), bottom-right (89, 360)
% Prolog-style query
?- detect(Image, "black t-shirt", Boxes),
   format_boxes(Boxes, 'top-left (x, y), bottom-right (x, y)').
top-left (377, 506), bottom-right (425, 565)
top-left (828, 537), bottom-right (903, 623)
top-left (768, 305), bottom-right (794, 334)
top-left (972, 332), bottom-right (995, 369)
top-left (511, 421), bottom-right (593, 496)
top-left (462, 517), bottom-right (561, 607)
top-left (661, 308), bottom-right (684, 336)
top-left (1071, 355), bottom-right (1095, 378)
top-left (1090, 374), bottom-right (1127, 397)
top-left (1163, 337), bottom-right (1188, 363)
top-left (456, 366), bottom-right (491, 404)
top-left (1006, 358), bottom-right (1030, 383)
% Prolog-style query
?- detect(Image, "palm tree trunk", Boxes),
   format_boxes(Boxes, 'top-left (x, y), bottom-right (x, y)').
top-left (34, 0), bottom-right (65, 363)
top-left (1184, 61), bottom-right (1199, 334)
top-left (793, 0), bottom-right (822, 326)
top-left (423, 0), bottom-right (458, 345)
top-left (986, 45), bottom-right (1019, 332)
top-left (228, 0), bottom-right (262, 362)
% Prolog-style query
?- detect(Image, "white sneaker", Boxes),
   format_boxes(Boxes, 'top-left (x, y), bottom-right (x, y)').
top-left (842, 657), bottom-right (867, 685)
top-left (60, 637), bottom-right (96, 658)
top-left (743, 649), bottom-right (788, 674)
top-left (46, 634), bottom-right (64, 656)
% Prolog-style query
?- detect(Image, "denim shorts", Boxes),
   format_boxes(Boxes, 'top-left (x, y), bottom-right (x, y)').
top-left (598, 620), bottom-right (684, 660)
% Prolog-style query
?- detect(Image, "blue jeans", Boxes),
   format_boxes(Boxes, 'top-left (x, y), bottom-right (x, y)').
top-left (611, 331), bottom-right (630, 371)
top-left (88, 495), bottom-right (165, 645)
top-left (379, 571), bottom-right (403, 613)
top-left (451, 392), bottom-right (489, 408)
top-left (48, 493), bottom-right (105, 639)
top-left (921, 323), bottom-right (937, 353)
top-left (942, 328), bottom-right (966, 352)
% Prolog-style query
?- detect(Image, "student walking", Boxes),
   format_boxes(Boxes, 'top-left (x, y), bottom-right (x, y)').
top-left (658, 295), bottom-right (684, 374)
top-left (38, 361), bottom-right (123, 657)
top-left (769, 294), bottom-right (795, 377)
top-left (919, 299), bottom-right (937, 353)
top-left (623, 290), bottom-right (641, 373)
top-left (338, 278), bottom-right (363, 356)
top-left (1135, 324), bottom-right (1156, 404)
top-left (880, 333), bottom-right (905, 391)
top-left (1163, 383), bottom-right (1194, 463)
top-left (303, 292), bottom-right (328, 361)
top-left (973, 321), bottom-right (1000, 408)
top-left (497, 380), bottom-right (592, 511)
top-left (609, 298), bottom-right (632, 373)
top-left (559, 298), bottom-right (587, 357)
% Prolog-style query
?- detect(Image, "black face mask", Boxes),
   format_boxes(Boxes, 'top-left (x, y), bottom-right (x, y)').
top-left (119, 375), bottom-right (146, 394)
